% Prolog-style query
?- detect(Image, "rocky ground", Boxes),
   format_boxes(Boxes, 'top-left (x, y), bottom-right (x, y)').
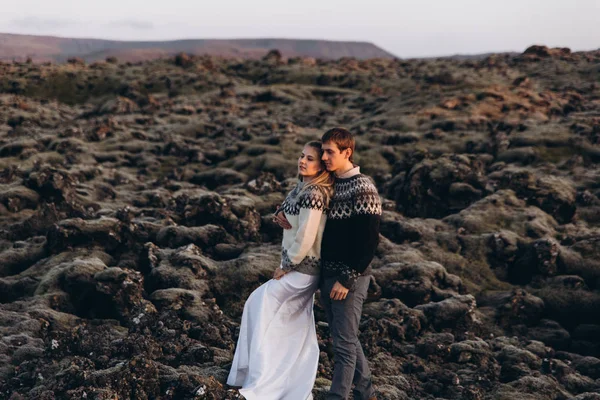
top-left (0, 46), bottom-right (600, 399)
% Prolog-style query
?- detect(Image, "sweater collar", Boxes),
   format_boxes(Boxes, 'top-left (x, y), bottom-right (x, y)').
top-left (336, 165), bottom-right (360, 179)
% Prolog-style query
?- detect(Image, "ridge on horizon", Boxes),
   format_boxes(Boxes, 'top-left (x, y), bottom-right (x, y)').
top-left (0, 31), bottom-right (382, 45)
top-left (0, 32), bottom-right (397, 62)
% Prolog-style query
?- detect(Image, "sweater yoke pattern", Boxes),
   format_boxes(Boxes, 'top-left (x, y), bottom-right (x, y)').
top-left (328, 175), bottom-right (382, 220)
top-left (280, 184), bottom-right (326, 216)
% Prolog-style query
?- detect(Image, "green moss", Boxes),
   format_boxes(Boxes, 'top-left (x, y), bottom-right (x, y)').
top-left (22, 72), bottom-right (126, 105)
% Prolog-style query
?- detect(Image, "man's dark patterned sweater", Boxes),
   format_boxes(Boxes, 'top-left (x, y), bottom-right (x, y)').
top-left (321, 166), bottom-right (382, 289)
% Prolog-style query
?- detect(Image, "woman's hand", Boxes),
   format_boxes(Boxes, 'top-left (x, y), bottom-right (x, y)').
top-left (273, 268), bottom-right (287, 280)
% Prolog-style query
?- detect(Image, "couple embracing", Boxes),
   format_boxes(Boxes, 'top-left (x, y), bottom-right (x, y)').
top-left (227, 127), bottom-right (382, 400)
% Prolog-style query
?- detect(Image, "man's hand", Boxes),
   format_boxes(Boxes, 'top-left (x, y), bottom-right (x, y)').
top-left (272, 208), bottom-right (292, 230)
top-left (330, 281), bottom-right (349, 300)
top-left (273, 268), bottom-right (287, 280)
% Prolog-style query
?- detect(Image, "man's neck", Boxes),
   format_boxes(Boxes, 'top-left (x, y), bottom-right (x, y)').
top-left (334, 163), bottom-right (356, 178)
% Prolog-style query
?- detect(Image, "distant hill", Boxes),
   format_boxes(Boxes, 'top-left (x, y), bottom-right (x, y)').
top-left (0, 33), bottom-right (396, 62)
top-left (415, 52), bottom-right (520, 61)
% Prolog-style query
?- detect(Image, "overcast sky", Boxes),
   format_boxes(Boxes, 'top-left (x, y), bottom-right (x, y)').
top-left (1, 0), bottom-right (598, 57)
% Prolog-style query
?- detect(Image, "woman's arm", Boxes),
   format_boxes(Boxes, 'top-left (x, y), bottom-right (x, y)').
top-left (281, 189), bottom-right (325, 271)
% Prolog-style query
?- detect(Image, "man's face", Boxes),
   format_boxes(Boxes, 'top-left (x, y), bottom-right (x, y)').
top-left (321, 142), bottom-right (350, 172)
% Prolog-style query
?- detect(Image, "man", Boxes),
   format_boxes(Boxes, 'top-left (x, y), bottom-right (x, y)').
top-left (274, 127), bottom-right (381, 400)
top-left (319, 127), bottom-right (380, 400)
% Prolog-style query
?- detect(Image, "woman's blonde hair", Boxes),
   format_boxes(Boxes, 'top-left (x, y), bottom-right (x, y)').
top-left (299, 141), bottom-right (334, 207)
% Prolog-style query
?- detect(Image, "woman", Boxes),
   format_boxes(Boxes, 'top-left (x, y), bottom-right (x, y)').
top-left (227, 141), bottom-right (333, 400)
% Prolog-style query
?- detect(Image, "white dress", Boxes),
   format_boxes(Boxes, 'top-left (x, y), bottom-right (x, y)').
top-left (227, 183), bottom-right (326, 400)
top-left (227, 271), bottom-right (319, 399)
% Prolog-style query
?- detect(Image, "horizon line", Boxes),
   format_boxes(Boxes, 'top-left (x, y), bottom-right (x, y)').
top-left (1, 31), bottom-right (599, 60)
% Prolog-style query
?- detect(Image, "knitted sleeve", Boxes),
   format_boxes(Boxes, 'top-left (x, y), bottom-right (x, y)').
top-left (281, 186), bottom-right (325, 271)
top-left (338, 179), bottom-right (382, 289)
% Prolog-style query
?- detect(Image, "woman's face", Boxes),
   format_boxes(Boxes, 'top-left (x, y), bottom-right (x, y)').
top-left (298, 145), bottom-right (323, 178)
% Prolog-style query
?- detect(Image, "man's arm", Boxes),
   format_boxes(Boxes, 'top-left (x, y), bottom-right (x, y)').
top-left (337, 213), bottom-right (380, 289)
top-left (273, 207), bottom-right (292, 229)
top-left (338, 185), bottom-right (382, 290)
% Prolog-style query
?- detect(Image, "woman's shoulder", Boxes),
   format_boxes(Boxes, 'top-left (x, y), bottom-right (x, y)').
top-left (298, 185), bottom-right (327, 211)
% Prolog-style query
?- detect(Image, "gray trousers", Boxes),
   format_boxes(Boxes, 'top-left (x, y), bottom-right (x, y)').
top-left (320, 276), bottom-right (374, 400)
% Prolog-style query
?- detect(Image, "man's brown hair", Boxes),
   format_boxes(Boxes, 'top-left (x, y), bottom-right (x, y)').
top-left (321, 127), bottom-right (355, 162)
